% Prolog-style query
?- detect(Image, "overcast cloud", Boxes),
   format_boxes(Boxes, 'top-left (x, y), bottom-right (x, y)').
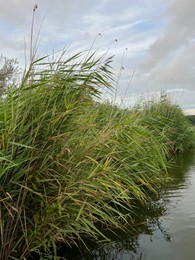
top-left (0, 0), bottom-right (194, 112)
top-left (141, 0), bottom-right (195, 95)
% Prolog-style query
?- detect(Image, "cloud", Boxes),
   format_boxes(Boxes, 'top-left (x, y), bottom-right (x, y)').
top-left (137, 0), bottom-right (195, 106)
top-left (0, 0), bottom-right (33, 25)
top-left (183, 109), bottom-right (195, 115)
top-left (0, 0), bottom-right (167, 61)
top-left (146, 41), bottom-right (195, 89)
top-left (0, 0), bottom-right (194, 109)
top-left (141, 0), bottom-right (195, 70)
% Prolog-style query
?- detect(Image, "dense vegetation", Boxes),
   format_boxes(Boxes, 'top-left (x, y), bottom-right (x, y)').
top-left (0, 52), bottom-right (195, 259)
top-left (186, 115), bottom-right (195, 125)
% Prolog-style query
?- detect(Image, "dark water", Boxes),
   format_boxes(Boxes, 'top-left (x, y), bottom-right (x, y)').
top-left (60, 151), bottom-right (195, 260)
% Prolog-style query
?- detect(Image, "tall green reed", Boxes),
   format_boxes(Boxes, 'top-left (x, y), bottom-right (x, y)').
top-left (0, 52), bottom-right (194, 259)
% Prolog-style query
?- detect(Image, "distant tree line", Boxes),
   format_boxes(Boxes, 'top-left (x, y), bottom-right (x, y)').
top-left (186, 115), bottom-right (195, 125)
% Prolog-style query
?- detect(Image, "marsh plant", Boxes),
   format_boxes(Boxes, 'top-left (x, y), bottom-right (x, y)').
top-left (0, 51), bottom-right (194, 259)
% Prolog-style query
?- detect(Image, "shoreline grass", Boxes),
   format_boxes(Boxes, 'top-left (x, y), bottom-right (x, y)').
top-left (0, 52), bottom-right (195, 259)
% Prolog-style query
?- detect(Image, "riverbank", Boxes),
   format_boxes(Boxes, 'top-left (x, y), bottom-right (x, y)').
top-left (66, 151), bottom-right (195, 260)
top-left (1, 53), bottom-right (195, 259)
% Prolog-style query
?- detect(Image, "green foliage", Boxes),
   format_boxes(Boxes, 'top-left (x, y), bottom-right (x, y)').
top-left (0, 55), bottom-right (18, 96)
top-left (0, 53), bottom-right (194, 259)
top-left (186, 115), bottom-right (195, 125)
top-left (135, 93), bottom-right (195, 153)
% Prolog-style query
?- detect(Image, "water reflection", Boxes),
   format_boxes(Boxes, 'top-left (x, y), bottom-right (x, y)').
top-left (59, 194), bottom-right (170, 259)
top-left (57, 198), bottom-right (168, 259)
top-left (59, 151), bottom-right (195, 260)
top-left (79, 201), bottom-right (170, 260)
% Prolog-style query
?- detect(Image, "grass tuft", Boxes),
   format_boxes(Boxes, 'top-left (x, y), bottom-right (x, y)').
top-left (0, 52), bottom-right (194, 259)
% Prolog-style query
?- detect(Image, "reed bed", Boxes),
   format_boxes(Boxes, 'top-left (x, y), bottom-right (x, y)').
top-left (0, 52), bottom-right (194, 259)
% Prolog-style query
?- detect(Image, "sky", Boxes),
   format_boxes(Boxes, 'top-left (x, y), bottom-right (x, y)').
top-left (0, 0), bottom-right (194, 113)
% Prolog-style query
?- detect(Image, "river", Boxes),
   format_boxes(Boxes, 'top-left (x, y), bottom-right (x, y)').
top-left (60, 151), bottom-right (195, 260)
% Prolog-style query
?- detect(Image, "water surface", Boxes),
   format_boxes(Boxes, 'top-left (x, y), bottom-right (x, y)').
top-left (80, 151), bottom-right (195, 260)
top-left (59, 151), bottom-right (195, 259)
